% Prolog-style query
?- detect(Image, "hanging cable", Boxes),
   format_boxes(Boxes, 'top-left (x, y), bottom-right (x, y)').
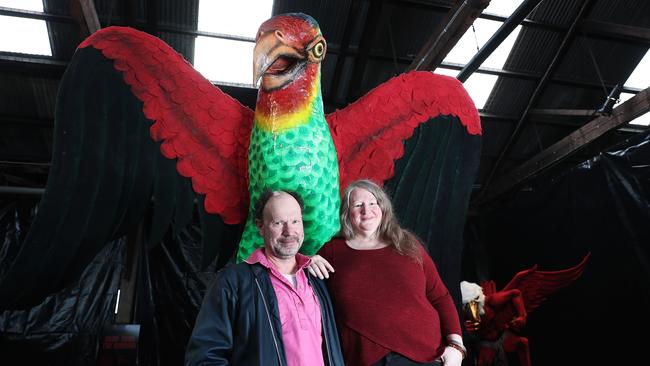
top-left (471, 24), bottom-right (480, 52)
top-left (581, 35), bottom-right (608, 97)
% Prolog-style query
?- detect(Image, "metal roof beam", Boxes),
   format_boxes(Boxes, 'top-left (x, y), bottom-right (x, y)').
top-left (395, 0), bottom-right (650, 45)
top-left (0, 53), bottom-right (67, 78)
top-left (480, 112), bottom-right (588, 128)
top-left (528, 108), bottom-right (597, 117)
top-left (478, 0), bottom-right (595, 199)
top-left (457, 0), bottom-right (543, 82)
top-left (0, 7), bottom-right (250, 43)
top-left (481, 84), bottom-right (650, 203)
top-left (580, 19), bottom-right (650, 45)
top-left (335, 50), bottom-right (641, 93)
top-left (70, 0), bottom-right (100, 36)
top-left (0, 6), bottom-right (73, 23)
top-left (1, 48), bottom-right (641, 97)
top-left (408, 0), bottom-right (490, 71)
top-left (392, 0), bottom-right (567, 31)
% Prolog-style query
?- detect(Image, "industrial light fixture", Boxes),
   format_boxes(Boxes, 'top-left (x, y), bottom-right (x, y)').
top-left (596, 84), bottom-right (622, 116)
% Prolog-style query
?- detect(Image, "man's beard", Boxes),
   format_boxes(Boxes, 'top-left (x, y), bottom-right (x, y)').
top-left (270, 236), bottom-right (302, 258)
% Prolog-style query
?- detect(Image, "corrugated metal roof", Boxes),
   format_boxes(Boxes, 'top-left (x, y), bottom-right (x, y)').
top-left (529, 0), bottom-right (584, 26)
top-left (1, 0), bottom-right (649, 196)
top-left (590, 0), bottom-right (650, 26)
top-left (482, 0), bottom-right (649, 168)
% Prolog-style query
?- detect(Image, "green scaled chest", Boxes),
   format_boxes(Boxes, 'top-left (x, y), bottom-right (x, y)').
top-left (237, 112), bottom-right (340, 262)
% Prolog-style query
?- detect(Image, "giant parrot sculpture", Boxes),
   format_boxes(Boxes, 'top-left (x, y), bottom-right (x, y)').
top-left (0, 13), bottom-right (481, 308)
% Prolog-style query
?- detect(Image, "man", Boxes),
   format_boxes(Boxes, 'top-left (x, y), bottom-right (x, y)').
top-left (185, 190), bottom-right (344, 366)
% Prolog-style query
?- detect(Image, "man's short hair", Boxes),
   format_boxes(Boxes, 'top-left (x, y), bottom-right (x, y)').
top-left (253, 189), bottom-right (305, 222)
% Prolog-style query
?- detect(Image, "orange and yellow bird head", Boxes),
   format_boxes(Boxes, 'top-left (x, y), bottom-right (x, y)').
top-left (252, 13), bottom-right (326, 132)
top-left (253, 13), bottom-right (326, 91)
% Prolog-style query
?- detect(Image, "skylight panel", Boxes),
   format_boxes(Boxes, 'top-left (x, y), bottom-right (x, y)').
top-left (443, 19), bottom-right (521, 70)
top-left (194, 0), bottom-right (274, 86)
top-left (443, 18), bottom-right (502, 66)
top-left (617, 93), bottom-right (650, 126)
top-left (194, 37), bottom-right (254, 86)
top-left (483, 0), bottom-right (525, 17)
top-left (198, 0), bottom-right (273, 38)
top-left (629, 114), bottom-right (650, 126)
top-left (441, 2), bottom-right (524, 111)
top-left (435, 67), bottom-right (459, 78)
top-left (0, 0), bottom-right (52, 56)
top-left (463, 73), bottom-right (498, 109)
top-left (624, 50), bottom-right (649, 90)
top-left (0, 0), bottom-right (43, 12)
top-left (483, 25), bottom-right (521, 69)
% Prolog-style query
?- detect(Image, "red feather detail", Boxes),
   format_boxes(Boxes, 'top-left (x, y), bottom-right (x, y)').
top-left (80, 27), bottom-right (253, 224)
top-left (326, 71), bottom-right (481, 190)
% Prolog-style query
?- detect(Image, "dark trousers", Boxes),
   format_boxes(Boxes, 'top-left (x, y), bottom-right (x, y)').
top-left (372, 352), bottom-right (442, 366)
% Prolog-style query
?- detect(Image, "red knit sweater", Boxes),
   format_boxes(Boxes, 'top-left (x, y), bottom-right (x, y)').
top-left (318, 238), bottom-right (461, 366)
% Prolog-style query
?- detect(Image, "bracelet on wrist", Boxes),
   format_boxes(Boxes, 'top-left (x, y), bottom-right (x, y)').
top-left (447, 342), bottom-right (467, 359)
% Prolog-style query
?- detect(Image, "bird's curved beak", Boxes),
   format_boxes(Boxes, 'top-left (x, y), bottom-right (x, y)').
top-left (465, 300), bottom-right (481, 323)
top-left (253, 30), bottom-right (304, 90)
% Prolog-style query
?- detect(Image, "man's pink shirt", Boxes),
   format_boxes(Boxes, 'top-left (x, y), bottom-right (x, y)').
top-left (246, 248), bottom-right (324, 366)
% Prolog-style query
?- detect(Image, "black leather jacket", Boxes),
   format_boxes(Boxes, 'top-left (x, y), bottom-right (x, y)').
top-left (185, 262), bottom-right (344, 366)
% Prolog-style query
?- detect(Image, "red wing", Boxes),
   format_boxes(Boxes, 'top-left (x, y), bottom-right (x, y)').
top-left (326, 71), bottom-right (481, 189)
top-left (80, 26), bottom-right (253, 224)
top-left (502, 253), bottom-right (591, 313)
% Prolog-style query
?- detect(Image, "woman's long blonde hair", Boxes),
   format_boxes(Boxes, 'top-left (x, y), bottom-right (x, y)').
top-left (339, 180), bottom-right (421, 262)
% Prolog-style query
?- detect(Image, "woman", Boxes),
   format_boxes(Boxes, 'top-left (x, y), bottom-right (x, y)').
top-left (310, 179), bottom-right (466, 366)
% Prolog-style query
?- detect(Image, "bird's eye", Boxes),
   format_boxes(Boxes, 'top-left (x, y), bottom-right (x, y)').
top-left (313, 41), bottom-right (325, 58)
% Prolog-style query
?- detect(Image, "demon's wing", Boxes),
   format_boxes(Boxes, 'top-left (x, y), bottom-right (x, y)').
top-left (502, 253), bottom-right (591, 313)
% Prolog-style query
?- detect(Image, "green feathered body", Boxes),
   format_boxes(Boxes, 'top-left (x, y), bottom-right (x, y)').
top-left (237, 84), bottom-right (340, 262)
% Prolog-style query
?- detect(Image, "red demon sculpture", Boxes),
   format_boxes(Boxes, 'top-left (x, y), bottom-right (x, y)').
top-left (460, 253), bottom-right (590, 366)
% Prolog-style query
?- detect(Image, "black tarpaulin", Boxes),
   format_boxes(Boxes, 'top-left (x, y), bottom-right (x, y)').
top-left (465, 130), bottom-right (650, 365)
top-left (0, 198), bottom-right (125, 364)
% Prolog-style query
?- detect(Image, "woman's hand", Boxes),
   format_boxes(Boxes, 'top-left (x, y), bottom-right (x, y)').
top-left (307, 255), bottom-right (335, 279)
top-left (441, 334), bottom-right (465, 366)
top-left (440, 346), bottom-right (463, 366)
